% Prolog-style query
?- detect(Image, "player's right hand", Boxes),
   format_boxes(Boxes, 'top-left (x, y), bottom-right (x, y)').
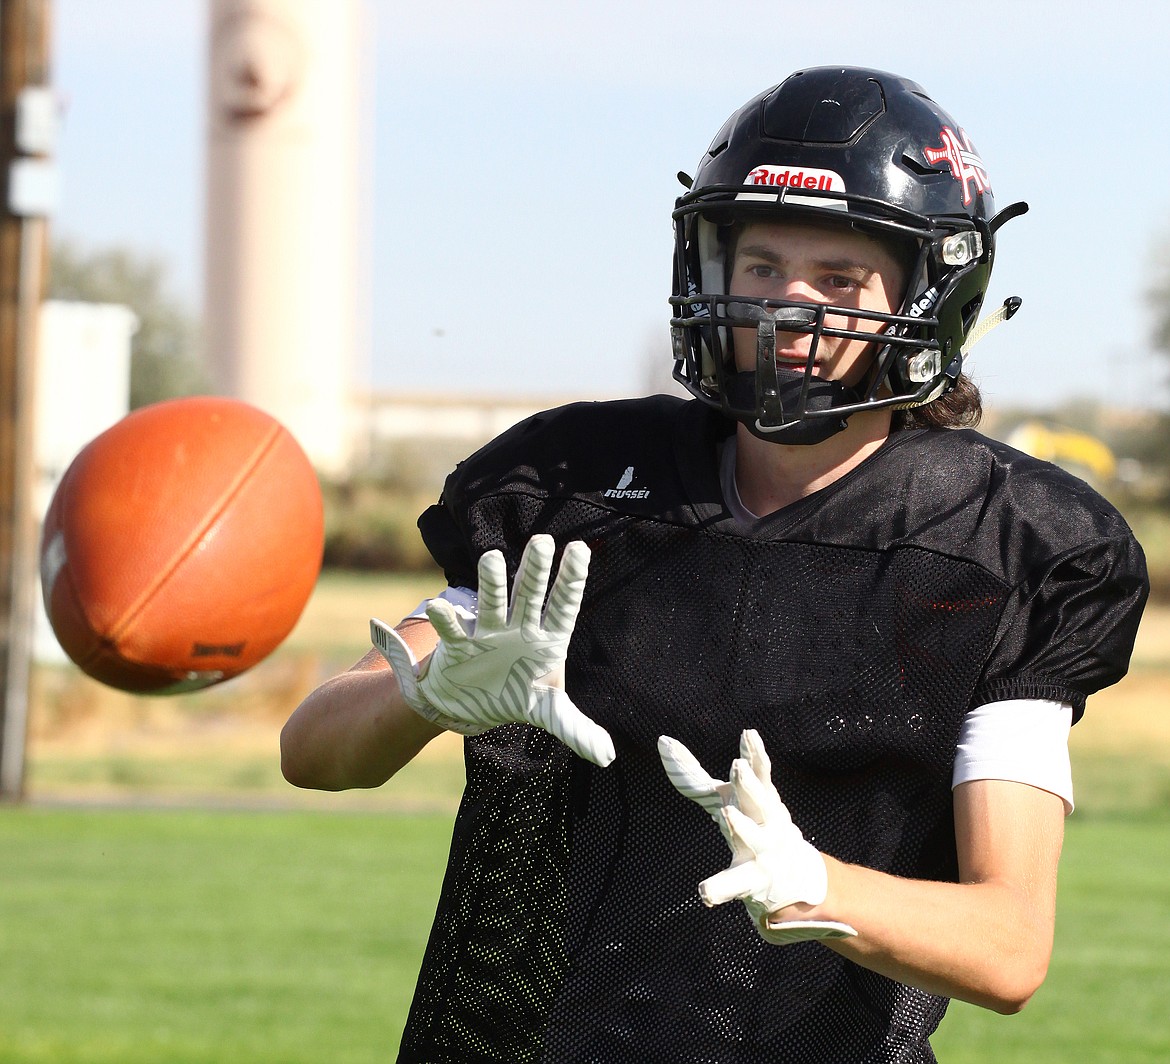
top-left (371, 534), bottom-right (616, 768)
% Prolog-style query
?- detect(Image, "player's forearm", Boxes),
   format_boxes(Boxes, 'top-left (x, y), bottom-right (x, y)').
top-left (280, 657), bottom-right (442, 790)
top-left (807, 857), bottom-right (1055, 1013)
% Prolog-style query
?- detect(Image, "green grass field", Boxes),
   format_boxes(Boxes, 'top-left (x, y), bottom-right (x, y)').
top-left (935, 812), bottom-right (1170, 1063)
top-left (1, 805), bottom-right (1167, 1063)
top-left (0, 806), bottom-right (449, 1064)
top-left (6, 573), bottom-right (1169, 1061)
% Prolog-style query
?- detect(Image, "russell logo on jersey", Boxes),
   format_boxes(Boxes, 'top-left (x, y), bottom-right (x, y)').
top-left (603, 466), bottom-right (651, 501)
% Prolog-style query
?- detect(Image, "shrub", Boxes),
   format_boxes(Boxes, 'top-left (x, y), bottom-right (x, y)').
top-left (321, 478), bottom-right (438, 572)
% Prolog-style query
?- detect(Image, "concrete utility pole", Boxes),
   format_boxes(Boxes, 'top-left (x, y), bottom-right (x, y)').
top-left (0, 0), bottom-right (54, 801)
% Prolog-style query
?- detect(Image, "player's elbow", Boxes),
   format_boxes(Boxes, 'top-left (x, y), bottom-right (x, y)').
top-left (279, 714), bottom-right (341, 791)
top-left (279, 720), bottom-right (318, 789)
top-left (977, 952), bottom-right (1051, 1015)
top-left (984, 976), bottom-right (1043, 1015)
top-left (958, 911), bottom-right (1054, 1015)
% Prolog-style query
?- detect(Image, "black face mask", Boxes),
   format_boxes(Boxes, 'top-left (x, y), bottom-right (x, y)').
top-left (720, 304), bottom-right (866, 446)
top-left (722, 369), bottom-right (863, 445)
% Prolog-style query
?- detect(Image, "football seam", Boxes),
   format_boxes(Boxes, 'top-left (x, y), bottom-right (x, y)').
top-left (102, 421), bottom-right (288, 655)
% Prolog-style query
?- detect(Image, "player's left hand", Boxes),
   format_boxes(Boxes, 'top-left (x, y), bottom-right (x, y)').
top-left (658, 729), bottom-right (857, 945)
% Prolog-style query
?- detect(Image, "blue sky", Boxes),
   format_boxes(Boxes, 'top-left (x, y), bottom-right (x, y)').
top-left (51, 0), bottom-right (1170, 411)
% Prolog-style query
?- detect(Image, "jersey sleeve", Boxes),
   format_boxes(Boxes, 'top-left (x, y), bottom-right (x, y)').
top-left (413, 397), bottom-right (693, 592)
top-left (412, 403), bottom-right (577, 590)
top-left (412, 406), bottom-right (551, 590)
top-left (973, 532), bottom-right (1148, 721)
top-left (417, 482), bottom-right (479, 592)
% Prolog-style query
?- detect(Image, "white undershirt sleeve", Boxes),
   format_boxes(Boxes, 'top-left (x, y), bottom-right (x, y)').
top-left (406, 586), bottom-right (479, 623)
top-left (952, 698), bottom-right (1075, 814)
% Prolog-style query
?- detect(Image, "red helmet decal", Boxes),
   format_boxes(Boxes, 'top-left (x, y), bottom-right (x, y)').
top-left (923, 127), bottom-right (991, 206)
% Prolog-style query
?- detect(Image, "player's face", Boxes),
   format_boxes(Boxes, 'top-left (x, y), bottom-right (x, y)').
top-left (728, 220), bottom-right (908, 387)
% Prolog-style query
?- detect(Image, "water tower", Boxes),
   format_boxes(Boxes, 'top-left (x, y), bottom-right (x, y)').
top-left (203, 0), bottom-right (366, 473)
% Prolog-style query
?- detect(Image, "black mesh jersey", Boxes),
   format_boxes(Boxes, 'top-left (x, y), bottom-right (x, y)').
top-left (399, 396), bottom-right (1148, 1063)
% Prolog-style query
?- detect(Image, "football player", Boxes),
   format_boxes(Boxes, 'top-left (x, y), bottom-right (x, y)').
top-left (281, 67), bottom-right (1148, 1062)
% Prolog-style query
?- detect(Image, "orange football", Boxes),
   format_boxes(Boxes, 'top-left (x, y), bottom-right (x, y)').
top-left (40, 396), bottom-right (324, 693)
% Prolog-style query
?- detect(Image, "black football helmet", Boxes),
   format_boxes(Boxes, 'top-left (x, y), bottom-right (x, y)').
top-left (670, 66), bottom-right (1027, 444)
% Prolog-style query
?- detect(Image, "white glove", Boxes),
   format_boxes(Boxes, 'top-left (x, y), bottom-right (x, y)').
top-left (659, 729), bottom-right (857, 945)
top-left (370, 534), bottom-right (616, 768)
top-left (657, 730), bottom-right (750, 841)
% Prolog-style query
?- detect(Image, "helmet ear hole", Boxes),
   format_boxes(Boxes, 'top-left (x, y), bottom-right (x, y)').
top-left (900, 153), bottom-right (941, 177)
top-left (960, 294), bottom-right (984, 331)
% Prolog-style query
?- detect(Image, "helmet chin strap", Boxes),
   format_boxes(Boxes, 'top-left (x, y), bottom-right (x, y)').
top-left (723, 305), bottom-right (863, 446)
top-left (960, 296), bottom-right (1022, 359)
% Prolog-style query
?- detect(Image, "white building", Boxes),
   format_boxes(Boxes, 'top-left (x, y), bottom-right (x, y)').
top-left (33, 300), bottom-right (137, 660)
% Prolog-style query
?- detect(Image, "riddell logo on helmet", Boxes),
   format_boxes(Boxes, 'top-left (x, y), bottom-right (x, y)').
top-left (737, 166), bottom-right (848, 209)
top-left (743, 166), bottom-right (846, 192)
top-left (908, 286), bottom-right (940, 318)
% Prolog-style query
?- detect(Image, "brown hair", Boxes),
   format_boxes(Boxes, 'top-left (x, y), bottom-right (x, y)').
top-left (891, 373), bottom-right (983, 430)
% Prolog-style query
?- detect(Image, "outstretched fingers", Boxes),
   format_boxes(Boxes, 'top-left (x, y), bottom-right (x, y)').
top-left (424, 597), bottom-right (472, 644)
top-left (658, 735), bottom-right (727, 814)
top-left (730, 757), bottom-right (791, 827)
top-left (475, 549), bottom-right (510, 632)
top-left (509, 534), bottom-right (557, 630)
top-left (543, 540), bottom-right (591, 636)
top-left (739, 728), bottom-right (772, 783)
